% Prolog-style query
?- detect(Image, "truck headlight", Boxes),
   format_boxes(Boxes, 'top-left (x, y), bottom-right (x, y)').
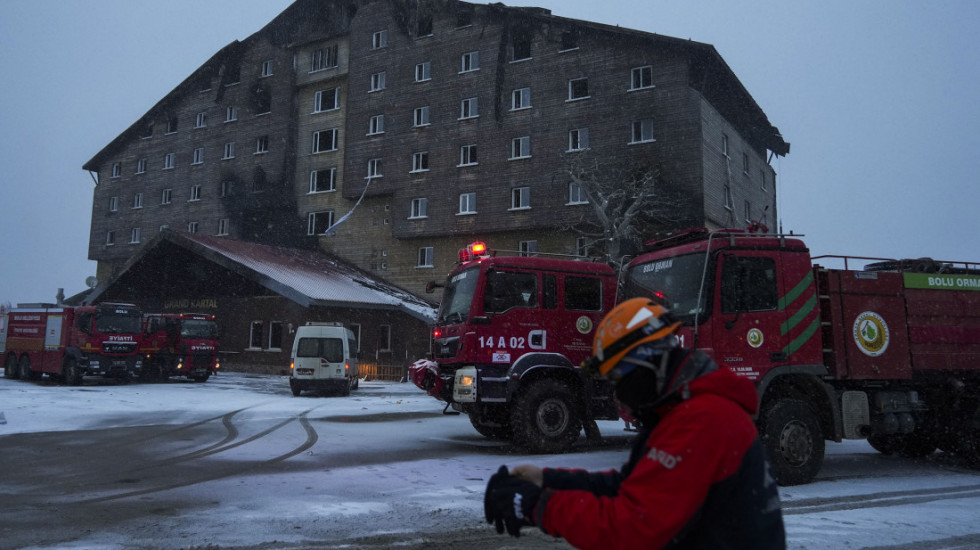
top-left (453, 367), bottom-right (477, 403)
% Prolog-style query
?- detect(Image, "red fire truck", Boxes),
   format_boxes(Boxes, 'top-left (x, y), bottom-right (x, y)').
top-left (2, 303), bottom-right (143, 384)
top-left (410, 242), bottom-right (619, 452)
top-left (140, 313), bottom-right (219, 382)
top-left (623, 227), bottom-right (980, 484)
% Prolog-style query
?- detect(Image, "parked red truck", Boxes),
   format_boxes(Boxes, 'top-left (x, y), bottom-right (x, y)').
top-left (2, 302), bottom-right (143, 384)
top-left (410, 242), bottom-right (620, 452)
top-left (623, 227), bottom-right (980, 484)
top-left (140, 313), bottom-right (219, 382)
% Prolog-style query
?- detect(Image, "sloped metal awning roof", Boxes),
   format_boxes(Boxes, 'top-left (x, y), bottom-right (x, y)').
top-left (85, 230), bottom-right (437, 323)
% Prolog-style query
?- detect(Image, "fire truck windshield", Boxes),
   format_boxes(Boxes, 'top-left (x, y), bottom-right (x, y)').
top-left (623, 253), bottom-right (708, 323)
top-left (180, 319), bottom-right (218, 339)
top-left (95, 312), bottom-right (142, 335)
top-left (437, 266), bottom-right (480, 324)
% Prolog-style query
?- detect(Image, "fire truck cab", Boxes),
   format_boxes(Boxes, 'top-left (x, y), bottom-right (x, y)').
top-left (141, 313), bottom-right (220, 382)
top-left (413, 242), bottom-right (619, 452)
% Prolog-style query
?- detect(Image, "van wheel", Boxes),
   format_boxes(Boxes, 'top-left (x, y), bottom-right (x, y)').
top-left (290, 381), bottom-right (302, 397)
top-left (510, 380), bottom-right (582, 453)
top-left (63, 359), bottom-right (83, 386)
top-left (4, 354), bottom-right (19, 379)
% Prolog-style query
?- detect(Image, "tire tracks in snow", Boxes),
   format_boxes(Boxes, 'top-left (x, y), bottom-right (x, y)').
top-left (783, 483), bottom-right (980, 515)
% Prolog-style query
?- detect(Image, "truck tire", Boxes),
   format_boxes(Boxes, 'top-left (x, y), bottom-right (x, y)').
top-left (510, 379), bottom-right (582, 453)
top-left (469, 413), bottom-right (513, 440)
top-left (19, 355), bottom-right (39, 381)
top-left (760, 399), bottom-right (824, 486)
top-left (63, 359), bottom-right (83, 386)
top-left (4, 354), bottom-right (19, 379)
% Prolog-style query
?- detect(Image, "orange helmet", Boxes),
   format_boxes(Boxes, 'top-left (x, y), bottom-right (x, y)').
top-left (583, 297), bottom-right (680, 378)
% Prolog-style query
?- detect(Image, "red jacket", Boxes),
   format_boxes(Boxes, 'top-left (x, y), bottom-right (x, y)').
top-left (537, 358), bottom-right (785, 549)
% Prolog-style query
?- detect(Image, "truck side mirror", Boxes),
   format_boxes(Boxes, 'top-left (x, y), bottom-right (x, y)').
top-left (425, 280), bottom-right (443, 294)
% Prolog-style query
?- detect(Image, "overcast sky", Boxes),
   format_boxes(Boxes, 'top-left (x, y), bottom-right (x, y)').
top-left (1, 0), bottom-right (977, 305)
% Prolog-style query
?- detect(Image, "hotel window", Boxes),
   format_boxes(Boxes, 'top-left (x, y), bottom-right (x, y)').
top-left (217, 218), bottom-right (229, 236)
top-left (166, 116), bottom-right (178, 134)
top-left (510, 136), bottom-right (531, 159)
top-left (743, 153), bottom-right (750, 174)
top-left (106, 230), bottom-right (116, 246)
top-left (744, 200), bottom-right (752, 222)
top-left (631, 119), bottom-right (655, 144)
top-left (410, 198), bottom-right (428, 219)
top-left (310, 168), bottom-right (336, 193)
top-left (195, 112), bottom-right (207, 128)
top-left (313, 129), bottom-right (337, 153)
top-left (512, 32), bottom-right (532, 61)
top-left (111, 163), bottom-right (121, 178)
top-left (260, 60), bottom-right (273, 77)
top-left (510, 187), bottom-right (530, 210)
top-left (136, 158), bottom-right (147, 174)
top-left (414, 106), bottom-right (430, 127)
top-left (310, 45), bottom-right (338, 72)
top-left (568, 128), bottom-right (589, 151)
top-left (368, 114), bottom-right (385, 135)
top-left (269, 322), bottom-right (283, 351)
top-left (630, 66), bottom-right (654, 90)
top-left (192, 148), bottom-right (204, 165)
top-left (108, 196), bottom-right (118, 212)
top-left (576, 237), bottom-right (589, 257)
top-left (133, 193), bottom-right (143, 209)
top-left (724, 185), bottom-right (734, 211)
top-left (314, 88), bottom-right (338, 112)
top-left (560, 31), bottom-right (579, 51)
top-left (220, 181), bottom-right (233, 197)
top-left (460, 51), bottom-right (479, 72)
top-left (367, 158), bottom-right (383, 178)
top-left (512, 87), bottom-right (531, 110)
top-left (370, 71), bottom-right (386, 92)
top-left (568, 78), bottom-right (589, 100)
top-left (249, 321), bottom-right (264, 349)
top-left (460, 97), bottom-right (478, 119)
top-left (189, 185), bottom-right (201, 201)
top-left (372, 29), bottom-right (388, 49)
top-left (415, 62), bottom-right (431, 82)
top-left (459, 144), bottom-right (477, 166)
top-left (568, 182), bottom-right (588, 205)
top-left (225, 106), bottom-right (238, 122)
top-left (130, 228), bottom-right (141, 244)
top-left (459, 192), bottom-right (476, 215)
top-left (411, 152), bottom-right (429, 173)
top-left (378, 325), bottom-right (392, 352)
top-left (223, 142), bottom-right (235, 159)
top-left (307, 211), bottom-right (335, 235)
top-left (417, 247), bottom-right (434, 268)
top-left (188, 221), bottom-right (199, 234)
top-left (519, 240), bottom-right (538, 257)
top-left (163, 153), bottom-right (175, 169)
top-left (255, 136), bottom-right (269, 154)
top-left (161, 189), bottom-right (172, 205)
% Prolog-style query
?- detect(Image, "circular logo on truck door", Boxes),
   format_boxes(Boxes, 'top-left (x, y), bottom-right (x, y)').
top-left (576, 316), bottom-right (594, 334)
top-left (746, 328), bottom-right (764, 348)
top-left (853, 311), bottom-right (889, 357)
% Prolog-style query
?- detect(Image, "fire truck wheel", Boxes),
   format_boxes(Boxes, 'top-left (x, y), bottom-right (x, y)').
top-left (19, 355), bottom-right (39, 381)
top-left (4, 354), bottom-right (19, 379)
top-left (469, 414), bottom-right (513, 440)
top-left (760, 399), bottom-right (824, 486)
top-left (510, 379), bottom-right (582, 453)
top-left (63, 359), bottom-right (83, 386)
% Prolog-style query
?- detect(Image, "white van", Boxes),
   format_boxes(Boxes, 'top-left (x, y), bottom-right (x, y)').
top-left (289, 322), bottom-right (360, 396)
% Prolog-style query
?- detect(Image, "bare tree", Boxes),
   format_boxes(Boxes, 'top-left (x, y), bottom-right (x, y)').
top-left (560, 151), bottom-right (690, 269)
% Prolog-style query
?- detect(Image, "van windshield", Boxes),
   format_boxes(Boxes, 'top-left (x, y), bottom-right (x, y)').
top-left (297, 337), bottom-right (344, 363)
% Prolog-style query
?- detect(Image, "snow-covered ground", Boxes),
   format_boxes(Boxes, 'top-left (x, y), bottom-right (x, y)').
top-left (2, 371), bottom-right (979, 550)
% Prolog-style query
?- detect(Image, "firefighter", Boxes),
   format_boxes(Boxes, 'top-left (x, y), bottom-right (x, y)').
top-left (483, 297), bottom-right (786, 549)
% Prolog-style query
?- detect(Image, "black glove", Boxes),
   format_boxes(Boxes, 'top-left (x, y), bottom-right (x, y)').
top-left (484, 465), bottom-right (542, 537)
